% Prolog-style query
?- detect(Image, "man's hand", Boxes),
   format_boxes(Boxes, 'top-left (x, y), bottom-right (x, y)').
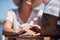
top-left (26, 29), bottom-right (40, 37)
top-left (14, 24), bottom-right (41, 37)
top-left (26, 24), bottom-right (41, 37)
top-left (30, 24), bottom-right (41, 33)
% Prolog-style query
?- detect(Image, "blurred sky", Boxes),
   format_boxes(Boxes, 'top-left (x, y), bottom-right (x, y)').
top-left (0, 0), bottom-right (17, 21)
top-left (0, 0), bottom-right (44, 21)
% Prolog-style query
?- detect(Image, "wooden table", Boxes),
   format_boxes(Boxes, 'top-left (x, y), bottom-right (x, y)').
top-left (2, 35), bottom-right (51, 40)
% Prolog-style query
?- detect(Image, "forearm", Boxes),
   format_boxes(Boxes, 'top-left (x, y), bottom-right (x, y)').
top-left (41, 13), bottom-right (58, 36)
top-left (3, 21), bottom-right (16, 36)
top-left (3, 28), bottom-right (16, 36)
top-left (3, 28), bottom-right (26, 36)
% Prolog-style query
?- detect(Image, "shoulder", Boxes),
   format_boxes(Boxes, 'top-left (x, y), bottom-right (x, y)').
top-left (5, 9), bottom-right (18, 23)
top-left (7, 9), bottom-right (17, 13)
top-left (7, 9), bottom-right (18, 16)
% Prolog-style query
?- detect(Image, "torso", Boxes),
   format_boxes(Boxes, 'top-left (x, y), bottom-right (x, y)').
top-left (12, 9), bottom-right (42, 30)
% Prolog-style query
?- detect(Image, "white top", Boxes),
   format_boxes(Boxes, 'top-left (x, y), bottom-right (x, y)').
top-left (5, 9), bottom-right (43, 30)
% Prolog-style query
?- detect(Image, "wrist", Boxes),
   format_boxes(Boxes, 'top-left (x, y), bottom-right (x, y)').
top-left (20, 28), bottom-right (26, 34)
top-left (12, 29), bottom-right (19, 35)
top-left (12, 29), bottom-right (16, 34)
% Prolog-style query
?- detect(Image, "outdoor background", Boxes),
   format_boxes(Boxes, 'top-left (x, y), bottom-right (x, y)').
top-left (0, 0), bottom-right (44, 40)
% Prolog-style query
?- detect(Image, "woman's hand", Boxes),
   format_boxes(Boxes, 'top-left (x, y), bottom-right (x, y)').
top-left (24, 24), bottom-right (41, 37)
top-left (21, 24), bottom-right (41, 37)
top-left (13, 29), bottom-right (26, 35)
top-left (29, 24), bottom-right (41, 37)
top-left (26, 29), bottom-right (41, 37)
top-left (14, 24), bottom-right (32, 35)
top-left (14, 24), bottom-right (41, 37)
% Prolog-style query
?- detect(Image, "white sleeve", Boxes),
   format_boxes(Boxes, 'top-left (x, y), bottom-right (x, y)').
top-left (5, 10), bottom-right (14, 23)
top-left (44, 0), bottom-right (59, 17)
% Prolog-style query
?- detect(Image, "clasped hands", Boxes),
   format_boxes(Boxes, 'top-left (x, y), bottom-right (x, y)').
top-left (15, 24), bottom-right (41, 37)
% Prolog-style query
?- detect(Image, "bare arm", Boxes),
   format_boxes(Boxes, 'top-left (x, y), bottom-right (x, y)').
top-left (3, 20), bottom-right (15, 35)
top-left (3, 21), bottom-right (26, 36)
top-left (41, 13), bottom-right (59, 36)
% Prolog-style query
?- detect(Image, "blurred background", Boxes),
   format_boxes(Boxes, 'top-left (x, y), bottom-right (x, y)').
top-left (0, 0), bottom-right (44, 40)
